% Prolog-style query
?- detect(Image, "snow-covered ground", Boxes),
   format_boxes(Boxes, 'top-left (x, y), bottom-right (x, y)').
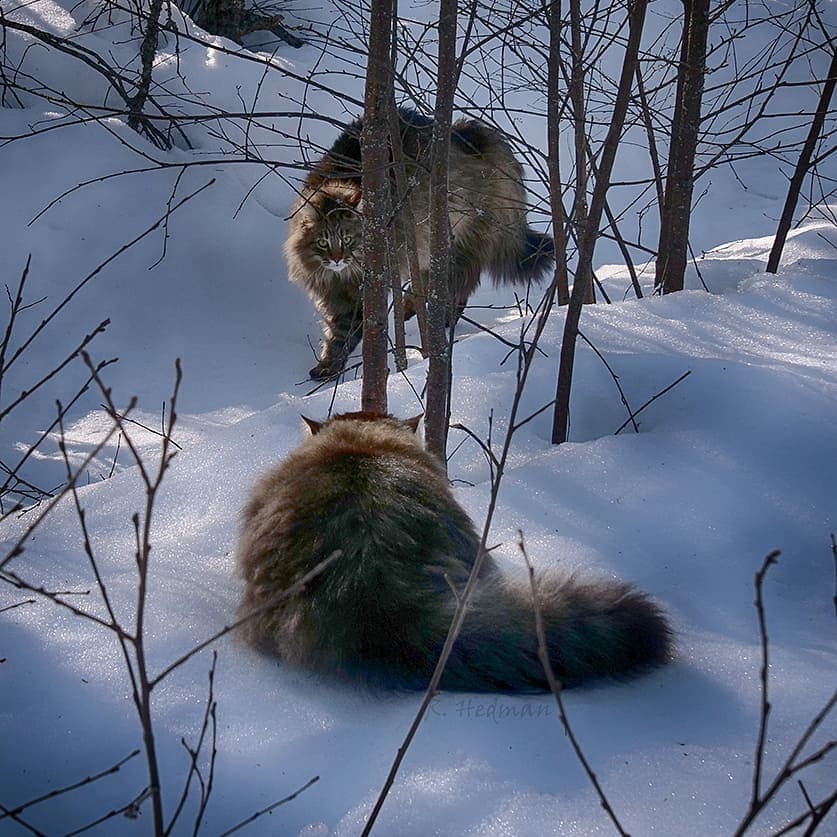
top-left (1, 1), bottom-right (835, 834)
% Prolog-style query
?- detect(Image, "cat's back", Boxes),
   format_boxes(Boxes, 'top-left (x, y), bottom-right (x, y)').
top-left (235, 413), bottom-right (483, 680)
top-left (240, 414), bottom-right (467, 560)
top-left (278, 418), bottom-right (440, 523)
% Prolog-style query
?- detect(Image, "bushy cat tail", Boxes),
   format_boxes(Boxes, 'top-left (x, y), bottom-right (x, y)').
top-left (520, 228), bottom-right (555, 282)
top-left (441, 574), bottom-right (672, 692)
top-left (489, 227), bottom-right (555, 287)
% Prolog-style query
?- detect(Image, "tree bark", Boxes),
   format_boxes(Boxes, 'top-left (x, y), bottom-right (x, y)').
top-left (387, 3), bottom-right (409, 372)
top-left (546, 0), bottom-right (571, 306)
top-left (127, 0), bottom-right (171, 149)
top-left (569, 0), bottom-right (594, 304)
top-left (424, 0), bottom-right (458, 463)
top-left (360, 0), bottom-right (394, 414)
top-left (655, 0), bottom-right (711, 294)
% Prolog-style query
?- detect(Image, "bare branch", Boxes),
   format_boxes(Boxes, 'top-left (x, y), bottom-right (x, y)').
top-left (733, 550), bottom-right (836, 835)
top-left (0, 750), bottom-right (140, 822)
top-left (219, 776), bottom-right (320, 837)
top-left (519, 531), bottom-right (629, 836)
top-left (613, 370), bottom-right (692, 435)
top-left (150, 550), bottom-right (341, 688)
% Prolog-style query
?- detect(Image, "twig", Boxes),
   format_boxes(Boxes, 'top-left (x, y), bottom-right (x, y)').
top-left (67, 354), bottom-right (186, 835)
top-left (0, 803), bottom-right (43, 836)
top-left (0, 357), bottom-right (119, 503)
top-left (512, 397), bottom-right (558, 433)
top-left (0, 405), bottom-right (133, 572)
top-left (0, 320), bottom-right (110, 422)
top-left (614, 370), bottom-right (692, 435)
top-left (0, 750), bottom-right (140, 821)
top-left (363, 241), bottom-right (572, 834)
top-left (150, 549), bottom-right (342, 687)
top-left (191, 700), bottom-right (217, 837)
top-left (733, 549), bottom-right (836, 835)
top-left (4, 180), bottom-right (215, 377)
top-left (56, 404), bottom-right (141, 716)
top-left (450, 422), bottom-right (500, 471)
top-left (458, 314), bottom-right (536, 353)
top-left (0, 570), bottom-right (123, 635)
top-left (578, 330), bottom-right (639, 433)
top-left (0, 598), bottom-right (35, 613)
top-left (99, 404), bottom-right (183, 451)
top-left (64, 786), bottom-right (152, 836)
top-left (751, 550), bottom-right (781, 808)
top-left (519, 531), bottom-right (630, 836)
top-left (0, 255), bottom-right (31, 406)
top-left (798, 780), bottom-right (816, 816)
top-left (219, 776), bottom-right (320, 836)
top-left (104, 433), bottom-right (122, 480)
top-left (165, 652), bottom-right (218, 836)
top-left (771, 788), bottom-right (837, 836)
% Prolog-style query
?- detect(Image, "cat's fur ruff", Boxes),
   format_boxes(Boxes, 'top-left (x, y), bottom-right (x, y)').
top-left (236, 413), bottom-right (672, 691)
top-left (285, 108), bottom-right (555, 379)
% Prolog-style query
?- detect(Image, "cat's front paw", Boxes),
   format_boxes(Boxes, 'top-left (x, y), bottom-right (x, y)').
top-left (309, 359), bottom-right (342, 380)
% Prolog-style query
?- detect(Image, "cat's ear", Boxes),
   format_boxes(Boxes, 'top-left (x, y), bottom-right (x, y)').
top-left (403, 414), bottom-right (423, 434)
top-left (347, 189), bottom-right (362, 208)
top-left (301, 415), bottom-right (324, 435)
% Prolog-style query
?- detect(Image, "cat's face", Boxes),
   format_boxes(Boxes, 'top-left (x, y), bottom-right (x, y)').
top-left (293, 185), bottom-right (364, 280)
top-left (309, 201), bottom-right (363, 275)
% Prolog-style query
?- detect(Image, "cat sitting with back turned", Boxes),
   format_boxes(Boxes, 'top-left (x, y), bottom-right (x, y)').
top-left (285, 108), bottom-right (555, 379)
top-left (235, 412), bottom-right (672, 691)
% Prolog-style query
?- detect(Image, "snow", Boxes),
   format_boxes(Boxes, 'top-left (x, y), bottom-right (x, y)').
top-left (1, 0), bottom-right (835, 834)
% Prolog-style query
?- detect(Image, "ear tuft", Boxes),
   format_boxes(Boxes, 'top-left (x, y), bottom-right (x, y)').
top-left (403, 414), bottom-right (423, 434)
top-left (301, 415), bottom-right (323, 435)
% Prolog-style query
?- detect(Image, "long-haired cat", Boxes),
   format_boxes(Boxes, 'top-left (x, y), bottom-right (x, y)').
top-left (235, 412), bottom-right (671, 691)
top-left (285, 108), bottom-right (554, 379)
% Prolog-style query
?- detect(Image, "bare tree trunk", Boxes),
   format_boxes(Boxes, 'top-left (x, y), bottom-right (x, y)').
top-left (387, 100), bottom-right (428, 353)
top-left (546, 0), bottom-right (571, 306)
top-left (387, 3), bottom-right (407, 373)
top-left (552, 0), bottom-right (649, 444)
top-left (424, 0), bottom-right (458, 463)
top-left (127, 0), bottom-right (172, 149)
top-left (766, 48), bottom-right (837, 274)
top-left (569, 0), bottom-right (594, 304)
top-left (360, 0), bottom-right (394, 414)
top-left (655, 0), bottom-right (710, 294)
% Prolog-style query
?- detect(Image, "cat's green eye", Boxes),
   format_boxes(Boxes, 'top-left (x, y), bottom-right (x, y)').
top-left (316, 237), bottom-right (328, 249)
top-left (343, 235), bottom-right (353, 245)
